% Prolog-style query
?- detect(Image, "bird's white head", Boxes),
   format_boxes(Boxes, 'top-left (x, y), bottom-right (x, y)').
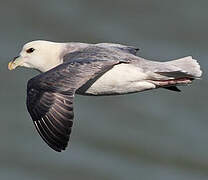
top-left (8, 40), bottom-right (66, 72)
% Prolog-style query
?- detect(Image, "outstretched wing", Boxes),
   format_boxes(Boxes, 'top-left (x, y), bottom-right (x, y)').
top-left (27, 60), bottom-right (122, 152)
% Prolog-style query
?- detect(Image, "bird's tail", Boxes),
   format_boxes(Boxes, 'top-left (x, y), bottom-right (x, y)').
top-left (163, 56), bottom-right (202, 78)
top-left (147, 56), bottom-right (202, 91)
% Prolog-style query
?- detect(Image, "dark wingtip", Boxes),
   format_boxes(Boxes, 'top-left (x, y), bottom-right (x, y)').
top-left (33, 120), bottom-right (68, 152)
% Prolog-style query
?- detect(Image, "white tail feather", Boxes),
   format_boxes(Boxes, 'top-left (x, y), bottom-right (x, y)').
top-left (166, 56), bottom-right (202, 78)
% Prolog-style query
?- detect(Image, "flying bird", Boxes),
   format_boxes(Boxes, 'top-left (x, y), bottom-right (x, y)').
top-left (8, 40), bottom-right (202, 152)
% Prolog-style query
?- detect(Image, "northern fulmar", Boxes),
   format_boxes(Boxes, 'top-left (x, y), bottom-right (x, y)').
top-left (8, 40), bottom-right (202, 152)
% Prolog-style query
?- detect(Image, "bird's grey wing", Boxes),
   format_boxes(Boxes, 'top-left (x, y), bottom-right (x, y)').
top-left (27, 60), bottom-right (122, 152)
top-left (96, 43), bottom-right (140, 55)
top-left (63, 45), bottom-right (134, 63)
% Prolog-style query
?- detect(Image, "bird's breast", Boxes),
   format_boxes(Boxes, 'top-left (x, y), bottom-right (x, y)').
top-left (77, 63), bottom-right (156, 95)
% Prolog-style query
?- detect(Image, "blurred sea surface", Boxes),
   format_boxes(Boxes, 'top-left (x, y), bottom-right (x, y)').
top-left (0, 0), bottom-right (207, 179)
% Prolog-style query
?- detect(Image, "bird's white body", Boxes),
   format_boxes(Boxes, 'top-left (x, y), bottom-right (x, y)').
top-left (9, 40), bottom-right (202, 96)
top-left (82, 63), bottom-right (155, 95)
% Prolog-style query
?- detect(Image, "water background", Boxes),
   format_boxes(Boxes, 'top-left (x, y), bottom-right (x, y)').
top-left (0, 0), bottom-right (207, 179)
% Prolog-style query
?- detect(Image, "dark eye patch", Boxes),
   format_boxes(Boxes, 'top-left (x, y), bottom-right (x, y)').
top-left (26, 48), bottom-right (35, 53)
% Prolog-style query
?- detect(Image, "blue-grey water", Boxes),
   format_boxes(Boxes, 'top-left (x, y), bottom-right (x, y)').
top-left (0, 0), bottom-right (208, 179)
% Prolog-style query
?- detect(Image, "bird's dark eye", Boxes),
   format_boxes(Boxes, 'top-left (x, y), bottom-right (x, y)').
top-left (26, 48), bottom-right (35, 53)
